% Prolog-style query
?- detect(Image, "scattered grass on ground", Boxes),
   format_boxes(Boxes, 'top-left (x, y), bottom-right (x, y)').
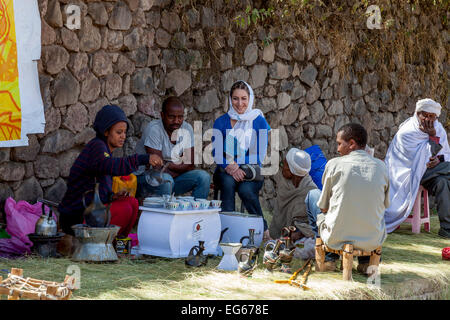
top-left (0, 214), bottom-right (448, 300)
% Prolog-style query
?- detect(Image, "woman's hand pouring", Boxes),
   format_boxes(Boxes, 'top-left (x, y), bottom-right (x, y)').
top-left (149, 154), bottom-right (163, 167)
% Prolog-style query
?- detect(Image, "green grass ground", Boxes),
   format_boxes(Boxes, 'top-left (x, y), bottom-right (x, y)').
top-left (0, 214), bottom-right (449, 300)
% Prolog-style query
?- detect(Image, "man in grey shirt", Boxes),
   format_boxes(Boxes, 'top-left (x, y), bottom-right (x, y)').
top-left (305, 123), bottom-right (389, 274)
top-left (135, 96), bottom-right (210, 199)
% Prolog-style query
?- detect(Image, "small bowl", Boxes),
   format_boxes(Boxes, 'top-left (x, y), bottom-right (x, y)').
top-left (210, 200), bottom-right (222, 208)
top-left (189, 201), bottom-right (202, 210)
top-left (165, 201), bottom-right (179, 210)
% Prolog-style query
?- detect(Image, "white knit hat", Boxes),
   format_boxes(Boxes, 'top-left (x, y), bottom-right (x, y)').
top-left (286, 148), bottom-right (311, 177)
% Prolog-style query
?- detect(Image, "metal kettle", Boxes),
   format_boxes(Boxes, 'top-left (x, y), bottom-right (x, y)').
top-left (35, 202), bottom-right (57, 236)
top-left (238, 247), bottom-right (259, 277)
top-left (263, 239), bottom-right (282, 271)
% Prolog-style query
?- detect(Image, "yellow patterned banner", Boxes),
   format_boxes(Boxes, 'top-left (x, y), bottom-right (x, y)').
top-left (0, 0), bottom-right (21, 141)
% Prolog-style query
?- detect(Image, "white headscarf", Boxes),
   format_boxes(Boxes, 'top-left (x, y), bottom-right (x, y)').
top-left (227, 81), bottom-right (263, 152)
top-left (286, 148), bottom-right (311, 177)
top-left (415, 98), bottom-right (442, 117)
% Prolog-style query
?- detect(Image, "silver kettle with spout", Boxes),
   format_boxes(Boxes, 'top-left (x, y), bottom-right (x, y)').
top-left (35, 202), bottom-right (58, 236)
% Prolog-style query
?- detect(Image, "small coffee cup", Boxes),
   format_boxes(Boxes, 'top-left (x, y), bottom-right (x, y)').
top-left (190, 201), bottom-right (201, 210)
top-left (200, 200), bottom-right (211, 209)
top-left (165, 201), bottom-right (179, 210)
top-left (210, 200), bottom-right (222, 208)
top-left (177, 201), bottom-right (190, 210)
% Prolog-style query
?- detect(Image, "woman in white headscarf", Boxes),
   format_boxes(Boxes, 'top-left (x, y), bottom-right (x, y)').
top-left (212, 80), bottom-right (271, 237)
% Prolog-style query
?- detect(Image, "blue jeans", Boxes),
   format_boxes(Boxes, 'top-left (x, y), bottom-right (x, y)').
top-left (213, 168), bottom-right (268, 231)
top-left (136, 169), bottom-right (211, 199)
top-left (305, 189), bottom-right (323, 238)
top-left (305, 189), bottom-right (370, 264)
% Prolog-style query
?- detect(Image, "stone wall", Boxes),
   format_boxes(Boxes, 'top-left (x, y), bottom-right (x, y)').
top-left (0, 0), bottom-right (448, 213)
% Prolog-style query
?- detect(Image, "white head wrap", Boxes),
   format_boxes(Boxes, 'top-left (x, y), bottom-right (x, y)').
top-left (286, 148), bottom-right (311, 177)
top-left (415, 98), bottom-right (441, 117)
top-left (227, 81), bottom-right (263, 152)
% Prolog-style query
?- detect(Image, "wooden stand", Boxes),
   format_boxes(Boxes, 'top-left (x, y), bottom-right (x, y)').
top-left (0, 268), bottom-right (76, 300)
top-left (342, 244), bottom-right (354, 281)
top-left (315, 238), bottom-right (382, 281)
top-left (315, 238), bottom-right (326, 272)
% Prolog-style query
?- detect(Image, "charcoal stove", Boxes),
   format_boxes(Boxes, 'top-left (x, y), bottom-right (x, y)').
top-left (28, 232), bottom-right (65, 258)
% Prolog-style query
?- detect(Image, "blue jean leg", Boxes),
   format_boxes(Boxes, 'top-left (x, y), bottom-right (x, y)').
top-left (173, 169), bottom-right (211, 199)
top-left (213, 168), bottom-right (268, 230)
top-left (136, 173), bottom-right (174, 197)
top-left (305, 189), bottom-right (339, 262)
top-left (305, 189), bottom-right (322, 237)
top-left (213, 169), bottom-right (238, 212)
top-left (237, 180), bottom-right (268, 231)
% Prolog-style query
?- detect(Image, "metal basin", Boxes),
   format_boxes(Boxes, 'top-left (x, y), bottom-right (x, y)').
top-left (71, 224), bottom-right (120, 262)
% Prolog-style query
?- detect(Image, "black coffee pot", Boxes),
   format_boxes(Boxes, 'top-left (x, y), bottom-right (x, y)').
top-left (185, 241), bottom-right (208, 267)
top-left (82, 182), bottom-right (111, 228)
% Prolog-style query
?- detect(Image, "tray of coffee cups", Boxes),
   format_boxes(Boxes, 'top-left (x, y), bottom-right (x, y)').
top-left (141, 197), bottom-right (222, 212)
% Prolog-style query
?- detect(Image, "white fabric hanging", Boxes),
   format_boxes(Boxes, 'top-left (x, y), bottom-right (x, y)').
top-left (0, 0), bottom-right (44, 147)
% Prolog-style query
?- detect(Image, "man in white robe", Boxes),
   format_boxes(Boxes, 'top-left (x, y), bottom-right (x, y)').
top-left (384, 98), bottom-right (450, 238)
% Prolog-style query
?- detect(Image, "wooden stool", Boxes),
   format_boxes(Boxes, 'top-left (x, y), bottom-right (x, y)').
top-left (315, 238), bottom-right (382, 281)
top-left (403, 186), bottom-right (431, 234)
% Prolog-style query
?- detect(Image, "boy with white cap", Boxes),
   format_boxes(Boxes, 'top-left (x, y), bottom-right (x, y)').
top-left (385, 98), bottom-right (450, 238)
top-left (269, 148), bottom-right (319, 239)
